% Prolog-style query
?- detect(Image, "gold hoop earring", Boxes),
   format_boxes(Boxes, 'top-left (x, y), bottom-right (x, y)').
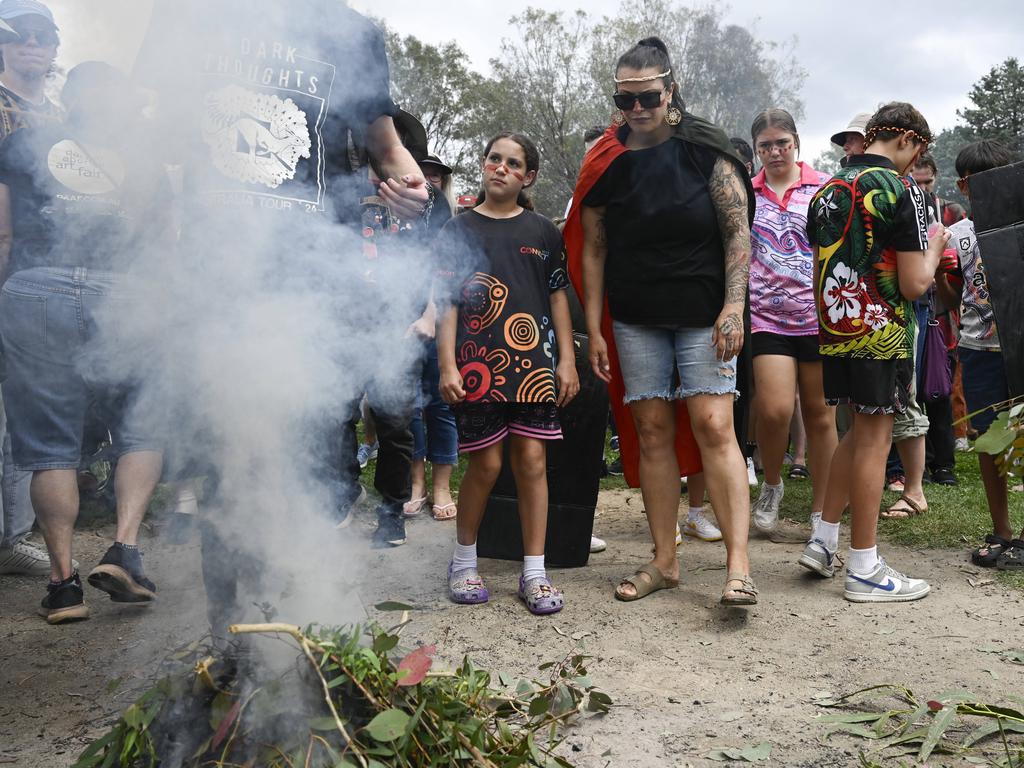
top-left (611, 111), bottom-right (626, 126)
top-left (666, 106), bottom-right (682, 126)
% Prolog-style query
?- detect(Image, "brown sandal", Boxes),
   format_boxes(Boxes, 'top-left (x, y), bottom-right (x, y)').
top-left (614, 563), bottom-right (679, 602)
top-left (721, 572), bottom-right (758, 605)
top-left (882, 494), bottom-right (928, 519)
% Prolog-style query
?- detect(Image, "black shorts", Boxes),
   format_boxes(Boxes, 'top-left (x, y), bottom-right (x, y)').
top-left (455, 402), bottom-right (562, 453)
top-left (751, 332), bottom-right (820, 362)
top-left (822, 357), bottom-right (913, 415)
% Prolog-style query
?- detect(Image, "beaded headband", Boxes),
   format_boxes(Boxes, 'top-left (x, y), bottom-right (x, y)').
top-left (864, 125), bottom-right (932, 146)
top-left (614, 69), bottom-right (671, 84)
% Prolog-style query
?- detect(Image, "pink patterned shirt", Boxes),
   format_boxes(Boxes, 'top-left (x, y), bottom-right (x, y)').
top-left (749, 162), bottom-right (830, 336)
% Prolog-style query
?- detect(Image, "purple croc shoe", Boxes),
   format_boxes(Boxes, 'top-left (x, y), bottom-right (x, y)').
top-left (448, 562), bottom-right (489, 604)
top-left (518, 575), bottom-right (564, 615)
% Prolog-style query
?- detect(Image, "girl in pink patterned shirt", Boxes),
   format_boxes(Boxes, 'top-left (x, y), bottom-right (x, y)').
top-left (748, 109), bottom-right (838, 535)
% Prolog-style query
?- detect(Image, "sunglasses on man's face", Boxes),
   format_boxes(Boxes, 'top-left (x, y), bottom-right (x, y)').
top-left (10, 23), bottom-right (59, 47)
top-left (612, 89), bottom-right (664, 111)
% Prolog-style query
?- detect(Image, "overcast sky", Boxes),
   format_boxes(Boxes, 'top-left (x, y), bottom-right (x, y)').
top-left (46, 0), bottom-right (1022, 172)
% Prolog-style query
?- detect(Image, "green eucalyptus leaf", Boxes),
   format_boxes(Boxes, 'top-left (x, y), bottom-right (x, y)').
top-left (365, 708), bottom-right (410, 742)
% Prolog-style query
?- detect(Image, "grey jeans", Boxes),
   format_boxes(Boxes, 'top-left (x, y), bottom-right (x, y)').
top-left (0, 393), bottom-right (34, 547)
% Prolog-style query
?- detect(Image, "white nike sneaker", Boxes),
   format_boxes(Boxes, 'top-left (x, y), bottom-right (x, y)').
top-left (752, 481), bottom-right (784, 532)
top-left (844, 558), bottom-right (930, 603)
top-left (683, 513), bottom-right (722, 542)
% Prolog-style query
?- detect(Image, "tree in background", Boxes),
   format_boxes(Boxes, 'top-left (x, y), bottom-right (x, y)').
top-left (931, 58), bottom-right (1023, 208)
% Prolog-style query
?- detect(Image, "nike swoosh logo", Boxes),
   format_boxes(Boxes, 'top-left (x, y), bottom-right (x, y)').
top-left (848, 574), bottom-right (896, 591)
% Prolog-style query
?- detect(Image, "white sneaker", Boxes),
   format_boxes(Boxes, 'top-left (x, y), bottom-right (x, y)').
top-left (683, 513), bottom-right (722, 542)
top-left (844, 558), bottom-right (930, 603)
top-left (955, 437), bottom-right (971, 452)
top-left (589, 535), bottom-right (607, 553)
top-left (0, 538), bottom-right (77, 576)
top-left (675, 523), bottom-right (682, 547)
top-left (752, 481), bottom-right (784, 532)
top-left (746, 457), bottom-right (757, 486)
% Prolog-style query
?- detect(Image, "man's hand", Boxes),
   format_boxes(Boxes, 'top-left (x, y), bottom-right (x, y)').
top-left (711, 302), bottom-right (744, 362)
top-left (439, 365), bottom-right (466, 405)
top-left (588, 332), bottom-right (612, 383)
top-left (379, 174), bottom-right (429, 220)
top-left (556, 359), bottom-right (580, 407)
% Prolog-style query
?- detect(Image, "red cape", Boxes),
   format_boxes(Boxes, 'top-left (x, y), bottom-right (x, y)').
top-left (565, 127), bottom-right (702, 487)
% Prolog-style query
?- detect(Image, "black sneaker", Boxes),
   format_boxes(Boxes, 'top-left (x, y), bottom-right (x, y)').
top-left (931, 468), bottom-right (958, 486)
top-left (87, 544), bottom-right (157, 603)
top-left (608, 457), bottom-right (623, 476)
top-left (372, 511), bottom-right (407, 548)
top-left (40, 572), bottom-right (89, 624)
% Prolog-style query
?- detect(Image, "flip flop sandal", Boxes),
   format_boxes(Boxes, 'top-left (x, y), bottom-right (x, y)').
top-left (788, 464), bottom-right (810, 479)
top-left (447, 563), bottom-right (489, 604)
top-left (996, 539), bottom-right (1024, 571)
top-left (972, 534), bottom-right (1011, 567)
top-left (721, 571), bottom-right (758, 605)
top-left (518, 575), bottom-right (564, 615)
top-left (881, 494), bottom-right (928, 519)
top-left (403, 496), bottom-right (428, 517)
top-left (432, 502), bottom-right (457, 521)
top-left (614, 563), bottom-right (679, 602)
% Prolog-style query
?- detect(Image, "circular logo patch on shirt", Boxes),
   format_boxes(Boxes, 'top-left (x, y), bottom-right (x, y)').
top-left (202, 84), bottom-right (312, 189)
top-left (46, 140), bottom-right (125, 195)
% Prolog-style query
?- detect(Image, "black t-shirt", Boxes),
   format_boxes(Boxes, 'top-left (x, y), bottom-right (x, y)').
top-left (0, 123), bottom-right (170, 274)
top-left (583, 131), bottom-right (725, 326)
top-left (134, 0), bottom-right (398, 234)
top-left (438, 209), bottom-right (569, 404)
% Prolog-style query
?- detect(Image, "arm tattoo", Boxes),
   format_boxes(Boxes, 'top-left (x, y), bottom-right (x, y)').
top-left (595, 217), bottom-right (607, 247)
top-left (708, 156), bottom-right (751, 306)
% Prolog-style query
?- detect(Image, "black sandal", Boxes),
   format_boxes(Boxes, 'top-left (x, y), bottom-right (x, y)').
top-left (972, 534), bottom-right (1011, 567)
top-left (996, 539), bottom-right (1024, 570)
top-left (788, 464), bottom-right (810, 479)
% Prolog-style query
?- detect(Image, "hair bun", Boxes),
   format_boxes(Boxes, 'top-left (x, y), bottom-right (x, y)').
top-left (637, 36), bottom-right (669, 55)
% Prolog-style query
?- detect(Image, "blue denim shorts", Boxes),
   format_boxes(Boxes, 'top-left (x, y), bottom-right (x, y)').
top-left (0, 267), bottom-right (159, 471)
top-left (611, 321), bottom-right (737, 404)
top-left (960, 347), bottom-right (1009, 433)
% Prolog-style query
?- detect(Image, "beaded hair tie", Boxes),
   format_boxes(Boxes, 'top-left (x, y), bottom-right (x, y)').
top-left (864, 125), bottom-right (932, 146)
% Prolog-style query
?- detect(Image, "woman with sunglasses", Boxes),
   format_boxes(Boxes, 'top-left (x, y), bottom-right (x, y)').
top-left (746, 109), bottom-right (837, 536)
top-left (567, 37), bottom-right (758, 605)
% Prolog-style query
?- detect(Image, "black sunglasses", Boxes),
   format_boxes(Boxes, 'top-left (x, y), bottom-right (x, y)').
top-left (612, 89), bottom-right (664, 111)
top-left (10, 23), bottom-right (59, 47)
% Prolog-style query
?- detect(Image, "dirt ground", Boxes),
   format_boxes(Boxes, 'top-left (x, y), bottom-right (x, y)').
top-left (1, 487), bottom-right (1021, 767)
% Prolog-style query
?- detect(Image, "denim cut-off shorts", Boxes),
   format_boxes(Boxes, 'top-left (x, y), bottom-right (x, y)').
top-left (0, 267), bottom-right (158, 471)
top-left (612, 321), bottom-right (738, 404)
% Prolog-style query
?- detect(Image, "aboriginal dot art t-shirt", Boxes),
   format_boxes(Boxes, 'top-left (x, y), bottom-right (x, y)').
top-left (438, 209), bottom-right (569, 404)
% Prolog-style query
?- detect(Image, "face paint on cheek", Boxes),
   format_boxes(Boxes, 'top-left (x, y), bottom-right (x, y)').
top-left (484, 162), bottom-right (525, 182)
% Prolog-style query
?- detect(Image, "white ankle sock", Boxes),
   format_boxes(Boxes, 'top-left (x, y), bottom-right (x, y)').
top-left (764, 480), bottom-right (782, 490)
top-left (815, 520), bottom-right (840, 551)
top-left (522, 554), bottom-right (546, 582)
top-left (452, 542), bottom-right (477, 573)
top-left (848, 545), bottom-right (880, 576)
top-left (687, 505), bottom-right (703, 522)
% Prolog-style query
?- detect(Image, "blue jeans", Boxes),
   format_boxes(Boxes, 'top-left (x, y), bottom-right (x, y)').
top-left (410, 340), bottom-right (458, 464)
top-left (611, 322), bottom-right (738, 403)
top-left (0, 396), bottom-right (33, 547)
top-left (0, 267), bottom-right (159, 471)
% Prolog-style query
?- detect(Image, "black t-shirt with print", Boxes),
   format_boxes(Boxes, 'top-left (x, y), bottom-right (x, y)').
top-left (0, 84), bottom-right (61, 144)
top-left (583, 131), bottom-right (725, 327)
top-left (0, 123), bottom-right (170, 274)
top-left (438, 209), bottom-right (569, 404)
top-left (134, 0), bottom-right (398, 233)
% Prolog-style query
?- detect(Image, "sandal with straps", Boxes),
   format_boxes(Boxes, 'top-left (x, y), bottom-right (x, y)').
top-left (721, 571), bottom-right (758, 605)
top-left (972, 533), bottom-right (1011, 568)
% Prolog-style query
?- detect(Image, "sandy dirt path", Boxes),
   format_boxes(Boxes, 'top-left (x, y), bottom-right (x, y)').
top-left (2, 487), bottom-right (1021, 767)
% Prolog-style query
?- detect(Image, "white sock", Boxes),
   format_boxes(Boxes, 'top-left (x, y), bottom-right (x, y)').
top-left (522, 554), bottom-right (546, 582)
top-left (452, 542), bottom-right (477, 573)
top-left (815, 520), bottom-right (840, 551)
top-left (764, 479), bottom-right (782, 491)
top-left (687, 505), bottom-right (703, 522)
top-left (810, 511), bottom-right (822, 530)
top-left (848, 545), bottom-right (880, 576)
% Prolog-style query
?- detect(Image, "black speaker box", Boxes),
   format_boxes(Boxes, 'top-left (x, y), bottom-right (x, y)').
top-left (971, 160), bottom-right (1024, 397)
top-left (476, 332), bottom-right (609, 567)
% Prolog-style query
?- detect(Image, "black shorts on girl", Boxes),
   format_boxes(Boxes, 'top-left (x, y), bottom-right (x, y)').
top-left (822, 357), bottom-right (913, 415)
top-left (455, 402), bottom-right (562, 453)
top-left (751, 331), bottom-right (820, 362)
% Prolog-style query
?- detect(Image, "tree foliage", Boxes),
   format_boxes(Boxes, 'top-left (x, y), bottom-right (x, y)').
top-left (958, 57), bottom-right (1024, 153)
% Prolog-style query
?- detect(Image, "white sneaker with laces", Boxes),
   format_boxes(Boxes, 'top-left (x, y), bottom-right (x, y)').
top-left (0, 538), bottom-right (77, 576)
top-left (683, 514), bottom-right (722, 542)
top-left (589, 535), bottom-right (607, 553)
top-left (746, 457), bottom-right (757, 486)
top-left (752, 481), bottom-right (784, 533)
top-left (844, 558), bottom-right (930, 603)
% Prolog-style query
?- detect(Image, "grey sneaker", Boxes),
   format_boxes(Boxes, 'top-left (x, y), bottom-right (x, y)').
top-left (0, 538), bottom-right (78, 576)
top-left (798, 537), bottom-right (841, 578)
top-left (844, 558), bottom-right (930, 603)
top-left (752, 482), bottom-right (783, 533)
top-left (357, 442), bottom-right (378, 469)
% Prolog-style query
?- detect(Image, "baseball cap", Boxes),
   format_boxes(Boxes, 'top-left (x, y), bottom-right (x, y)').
top-left (830, 112), bottom-right (871, 148)
top-left (419, 154), bottom-right (452, 175)
top-left (0, 18), bottom-right (16, 44)
top-left (0, 0), bottom-right (58, 29)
